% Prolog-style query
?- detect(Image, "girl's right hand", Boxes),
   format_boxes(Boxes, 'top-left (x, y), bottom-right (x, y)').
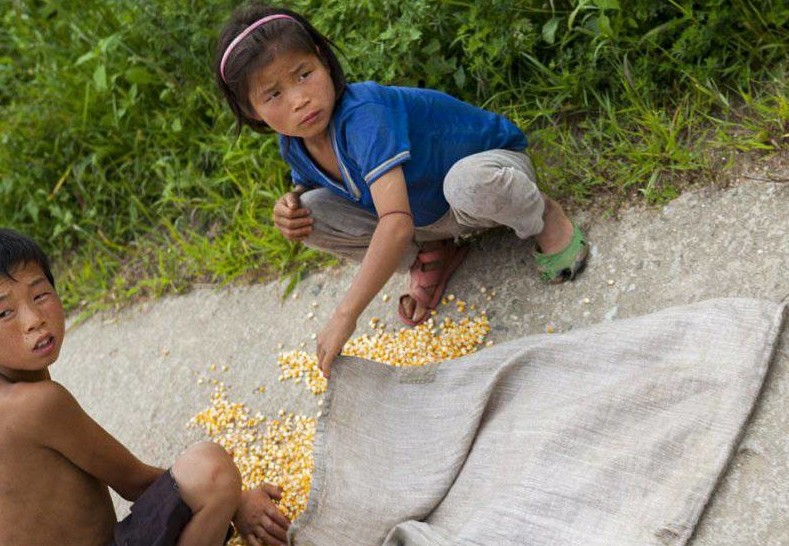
top-left (272, 191), bottom-right (313, 241)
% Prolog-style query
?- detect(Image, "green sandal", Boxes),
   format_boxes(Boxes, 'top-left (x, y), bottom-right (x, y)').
top-left (534, 223), bottom-right (589, 284)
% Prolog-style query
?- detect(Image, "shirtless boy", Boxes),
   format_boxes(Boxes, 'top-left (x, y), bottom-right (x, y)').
top-left (0, 229), bottom-right (291, 546)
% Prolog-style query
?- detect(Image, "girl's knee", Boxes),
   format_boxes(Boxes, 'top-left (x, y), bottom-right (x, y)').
top-left (173, 442), bottom-right (241, 509)
top-left (444, 151), bottom-right (539, 212)
top-left (444, 154), bottom-right (508, 211)
top-left (297, 187), bottom-right (323, 209)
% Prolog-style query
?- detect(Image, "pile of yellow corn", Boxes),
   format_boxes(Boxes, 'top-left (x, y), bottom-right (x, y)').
top-left (190, 386), bottom-right (315, 522)
top-left (190, 296), bottom-right (492, 545)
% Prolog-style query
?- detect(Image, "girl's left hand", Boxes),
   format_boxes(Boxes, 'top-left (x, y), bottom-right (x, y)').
top-left (317, 312), bottom-right (357, 378)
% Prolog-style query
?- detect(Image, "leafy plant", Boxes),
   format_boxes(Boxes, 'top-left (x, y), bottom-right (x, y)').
top-left (1, 0), bottom-right (786, 313)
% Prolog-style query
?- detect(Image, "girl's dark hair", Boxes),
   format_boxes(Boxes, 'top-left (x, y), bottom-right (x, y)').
top-left (0, 229), bottom-right (56, 288)
top-left (215, 2), bottom-right (346, 135)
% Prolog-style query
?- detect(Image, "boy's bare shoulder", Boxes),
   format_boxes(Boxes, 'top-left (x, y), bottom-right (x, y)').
top-left (0, 380), bottom-right (79, 439)
top-left (0, 380), bottom-right (118, 546)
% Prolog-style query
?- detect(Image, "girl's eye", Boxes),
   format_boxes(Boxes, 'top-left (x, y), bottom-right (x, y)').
top-left (299, 70), bottom-right (312, 81)
top-left (0, 309), bottom-right (11, 319)
top-left (34, 292), bottom-right (50, 303)
top-left (265, 90), bottom-right (281, 103)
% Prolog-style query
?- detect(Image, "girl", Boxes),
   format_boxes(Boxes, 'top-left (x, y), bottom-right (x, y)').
top-left (215, 3), bottom-right (588, 379)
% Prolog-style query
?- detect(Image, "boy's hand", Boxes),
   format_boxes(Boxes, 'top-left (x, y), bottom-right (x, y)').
top-left (316, 312), bottom-right (357, 378)
top-left (234, 484), bottom-right (290, 546)
top-left (272, 192), bottom-right (313, 241)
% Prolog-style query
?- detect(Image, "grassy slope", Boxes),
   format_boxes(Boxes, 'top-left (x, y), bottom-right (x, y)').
top-left (0, 0), bottom-right (786, 318)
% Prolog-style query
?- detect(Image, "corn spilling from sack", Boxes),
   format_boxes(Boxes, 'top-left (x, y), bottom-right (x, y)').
top-left (191, 297), bottom-right (491, 544)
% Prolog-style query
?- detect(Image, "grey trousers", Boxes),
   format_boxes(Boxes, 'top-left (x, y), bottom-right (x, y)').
top-left (299, 149), bottom-right (545, 272)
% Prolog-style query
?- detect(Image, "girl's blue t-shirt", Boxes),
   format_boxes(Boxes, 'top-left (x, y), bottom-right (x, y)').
top-left (279, 81), bottom-right (527, 227)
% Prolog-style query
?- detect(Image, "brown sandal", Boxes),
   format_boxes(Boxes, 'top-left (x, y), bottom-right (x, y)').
top-left (398, 241), bottom-right (469, 326)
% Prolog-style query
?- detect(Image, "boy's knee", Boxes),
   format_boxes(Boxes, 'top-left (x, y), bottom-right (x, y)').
top-left (173, 442), bottom-right (241, 508)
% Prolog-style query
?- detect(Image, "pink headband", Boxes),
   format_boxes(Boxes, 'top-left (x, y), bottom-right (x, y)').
top-left (220, 14), bottom-right (298, 84)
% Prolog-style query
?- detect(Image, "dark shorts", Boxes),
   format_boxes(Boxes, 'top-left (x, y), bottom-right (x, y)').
top-left (109, 469), bottom-right (193, 546)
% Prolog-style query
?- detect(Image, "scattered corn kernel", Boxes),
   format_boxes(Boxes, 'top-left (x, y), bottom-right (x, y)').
top-left (190, 385), bottom-right (315, 529)
top-left (277, 351), bottom-right (327, 395)
top-left (447, 294), bottom-right (455, 301)
top-left (382, 294), bottom-right (391, 303)
top-left (192, 291), bottom-right (495, 542)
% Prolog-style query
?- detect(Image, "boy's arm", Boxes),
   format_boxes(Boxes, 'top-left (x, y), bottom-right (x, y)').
top-left (316, 166), bottom-right (413, 376)
top-left (20, 380), bottom-right (163, 501)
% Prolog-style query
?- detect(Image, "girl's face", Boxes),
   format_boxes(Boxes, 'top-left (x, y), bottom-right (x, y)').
top-left (247, 49), bottom-right (336, 145)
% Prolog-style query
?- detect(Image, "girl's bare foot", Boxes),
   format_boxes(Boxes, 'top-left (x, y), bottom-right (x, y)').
top-left (399, 241), bottom-right (445, 324)
top-left (398, 240), bottom-right (469, 326)
top-left (534, 194), bottom-right (574, 254)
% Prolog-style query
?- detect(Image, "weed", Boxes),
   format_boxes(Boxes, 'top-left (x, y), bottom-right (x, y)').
top-left (1, 0), bottom-right (787, 313)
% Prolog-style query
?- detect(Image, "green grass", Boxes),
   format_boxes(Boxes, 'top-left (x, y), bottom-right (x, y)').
top-left (1, 0), bottom-right (787, 316)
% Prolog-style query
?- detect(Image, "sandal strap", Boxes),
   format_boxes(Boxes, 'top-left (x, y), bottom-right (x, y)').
top-left (414, 243), bottom-right (453, 265)
top-left (398, 242), bottom-right (469, 326)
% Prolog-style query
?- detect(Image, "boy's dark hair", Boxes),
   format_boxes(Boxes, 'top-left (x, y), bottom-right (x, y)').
top-left (215, 2), bottom-right (346, 136)
top-left (0, 229), bottom-right (56, 288)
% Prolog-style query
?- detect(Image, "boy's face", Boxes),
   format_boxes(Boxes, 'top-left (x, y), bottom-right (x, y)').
top-left (0, 261), bottom-right (65, 381)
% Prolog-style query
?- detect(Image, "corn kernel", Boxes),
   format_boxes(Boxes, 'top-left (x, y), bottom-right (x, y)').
top-left (191, 289), bottom-right (494, 538)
